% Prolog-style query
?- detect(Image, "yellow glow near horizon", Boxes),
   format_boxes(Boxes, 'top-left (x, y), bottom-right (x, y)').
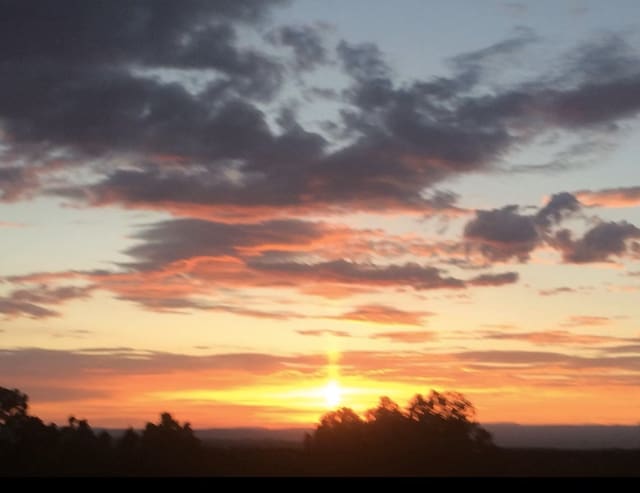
top-left (323, 380), bottom-right (342, 408)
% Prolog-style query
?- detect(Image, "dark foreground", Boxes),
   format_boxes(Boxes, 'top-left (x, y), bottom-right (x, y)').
top-left (195, 446), bottom-right (640, 477)
top-left (2, 445), bottom-right (640, 477)
top-left (3, 387), bottom-right (639, 476)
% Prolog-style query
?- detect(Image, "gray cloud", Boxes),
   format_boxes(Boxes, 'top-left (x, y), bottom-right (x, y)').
top-left (0, 0), bottom-right (284, 70)
top-left (0, 285), bottom-right (92, 319)
top-left (267, 24), bottom-right (329, 71)
top-left (248, 259), bottom-right (466, 290)
top-left (469, 272), bottom-right (519, 286)
top-left (462, 192), bottom-right (594, 263)
top-left (553, 221), bottom-right (640, 263)
top-left (463, 205), bottom-right (540, 261)
top-left (535, 192), bottom-right (581, 229)
top-left (2, 9), bottom-right (639, 218)
top-left (125, 218), bottom-right (333, 270)
top-left (0, 299), bottom-right (58, 319)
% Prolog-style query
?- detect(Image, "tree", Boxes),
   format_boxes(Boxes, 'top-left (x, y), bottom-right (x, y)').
top-left (308, 389), bottom-right (494, 460)
top-left (312, 407), bottom-right (365, 452)
top-left (0, 387), bottom-right (28, 424)
top-left (139, 412), bottom-right (202, 474)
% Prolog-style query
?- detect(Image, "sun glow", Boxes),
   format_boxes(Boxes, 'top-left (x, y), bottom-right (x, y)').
top-left (324, 380), bottom-right (342, 408)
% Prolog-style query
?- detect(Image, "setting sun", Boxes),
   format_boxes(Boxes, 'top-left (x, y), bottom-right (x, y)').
top-left (324, 380), bottom-right (342, 409)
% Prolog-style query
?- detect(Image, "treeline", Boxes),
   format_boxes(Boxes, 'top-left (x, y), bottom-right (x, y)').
top-left (0, 386), bottom-right (497, 475)
top-left (0, 387), bottom-right (204, 475)
top-left (3, 386), bottom-right (640, 476)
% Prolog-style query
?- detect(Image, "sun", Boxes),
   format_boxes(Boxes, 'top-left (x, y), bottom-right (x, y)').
top-left (323, 380), bottom-right (342, 409)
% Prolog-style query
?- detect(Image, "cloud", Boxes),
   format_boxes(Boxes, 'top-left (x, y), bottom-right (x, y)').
top-left (296, 329), bottom-right (352, 338)
top-left (561, 315), bottom-right (612, 327)
top-left (463, 193), bottom-right (640, 265)
top-left (604, 344), bottom-right (640, 354)
top-left (482, 330), bottom-right (632, 346)
top-left (3, 12), bottom-right (640, 219)
top-left (247, 259), bottom-right (467, 291)
top-left (124, 218), bottom-right (349, 270)
top-left (369, 331), bottom-right (437, 343)
top-left (463, 206), bottom-right (540, 261)
top-left (575, 186), bottom-right (640, 208)
top-left (0, 299), bottom-right (58, 319)
top-left (535, 192), bottom-right (581, 229)
top-left (0, 0), bottom-right (285, 70)
top-left (2, 209), bottom-right (520, 314)
top-left (330, 305), bottom-right (434, 326)
top-left (0, 166), bottom-right (39, 202)
top-left (552, 221), bottom-right (640, 263)
top-left (469, 272), bottom-right (519, 286)
top-left (267, 24), bottom-right (329, 71)
top-left (0, 285), bottom-right (92, 319)
top-left (462, 193), bottom-right (580, 262)
top-left (538, 287), bottom-right (576, 296)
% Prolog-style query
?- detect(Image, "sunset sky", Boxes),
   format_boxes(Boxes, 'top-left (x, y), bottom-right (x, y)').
top-left (2, 0), bottom-right (640, 429)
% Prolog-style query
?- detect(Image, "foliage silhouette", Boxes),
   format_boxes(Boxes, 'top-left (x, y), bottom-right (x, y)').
top-left (306, 390), bottom-right (495, 473)
top-left (2, 385), bottom-right (640, 476)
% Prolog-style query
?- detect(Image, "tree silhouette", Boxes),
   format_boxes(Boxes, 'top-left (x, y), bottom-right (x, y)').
top-left (307, 389), bottom-right (494, 471)
top-left (313, 407), bottom-right (365, 453)
top-left (0, 387), bottom-right (28, 424)
top-left (138, 412), bottom-right (203, 474)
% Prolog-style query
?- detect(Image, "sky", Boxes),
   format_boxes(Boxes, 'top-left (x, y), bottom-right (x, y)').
top-left (1, 0), bottom-right (640, 429)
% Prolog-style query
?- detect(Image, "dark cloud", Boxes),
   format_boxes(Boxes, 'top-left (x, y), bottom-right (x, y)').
top-left (553, 221), bottom-right (640, 263)
top-left (463, 192), bottom-right (585, 262)
top-left (0, 9), bottom-right (639, 219)
top-left (463, 205), bottom-right (540, 261)
top-left (125, 218), bottom-right (335, 269)
top-left (0, 167), bottom-right (39, 202)
top-left (468, 271), bottom-right (519, 286)
top-left (267, 24), bottom-right (328, 71)
top-left (0, 0), bottom-right (284, 69)
top-left (535, 192), bottom-right (581, 229)
top-left (336, 40), bottom-right (391, 82)
top-left (248, 259), bottom-right (466, 290)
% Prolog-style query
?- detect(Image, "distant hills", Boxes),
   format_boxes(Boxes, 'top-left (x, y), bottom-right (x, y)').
top-left (98, 424), bottom-right (640, 450)
top-left (484, 424), bottom-right (640, 450)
